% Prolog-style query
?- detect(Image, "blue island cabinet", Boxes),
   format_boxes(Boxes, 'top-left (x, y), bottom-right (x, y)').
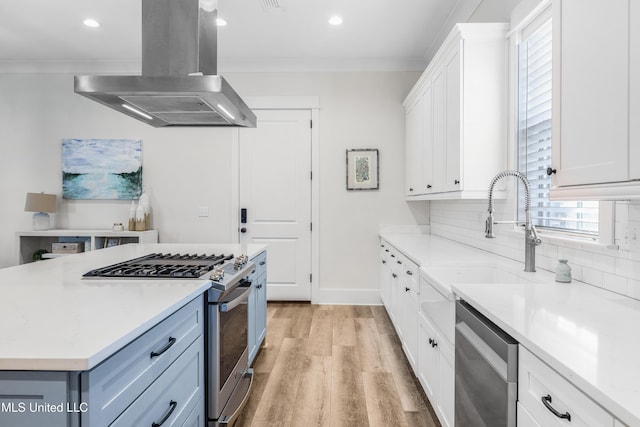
top-left (248, 251), bottom-right (267, 365)
top-left (0, 295), bottom-right (205, 427)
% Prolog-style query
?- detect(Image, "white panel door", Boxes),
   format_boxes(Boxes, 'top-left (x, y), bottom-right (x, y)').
top-left (239, 109), bottom-right (312, 301)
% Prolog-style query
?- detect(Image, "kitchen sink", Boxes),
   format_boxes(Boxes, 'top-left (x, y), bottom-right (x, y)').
top-left (422, 265), bottom-right (535, 297)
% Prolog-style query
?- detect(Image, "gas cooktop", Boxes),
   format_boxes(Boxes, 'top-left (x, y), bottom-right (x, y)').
top-left (82, 253), bottom-right (234, 279)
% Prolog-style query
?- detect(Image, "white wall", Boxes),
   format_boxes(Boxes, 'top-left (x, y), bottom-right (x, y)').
top-left (0, 71), bottom-right (428, 302)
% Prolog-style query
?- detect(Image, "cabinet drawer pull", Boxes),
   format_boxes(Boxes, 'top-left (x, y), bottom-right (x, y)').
top-left (392, 273), bottom-right (397, 278)
top-left (427, 184), bottom-right (432, 189)
top-left (546, 167), bottom-right (557, 176)
top-left (391, 254), bottom-right (396, 258)
top-left (382, 260), bottom-right (386, 264)
top-left (259, 261), bottom-right (266, 266)
top-left (397, 260), bottom-right (402, 264)
top-left (406, 270), bottom-right (413, 275)
top-left (385, 249), bottom-right (390, 253)
top-left (454, 179), bottom-right (460, 185)
top-left (541, 395), bottom-right (571, 421)
top-left (150, 337), bottom-right (176, 358)
top-left (151, 400), bottom-right (177, 427)
top-left (405, 287), bottom-right (410, 292)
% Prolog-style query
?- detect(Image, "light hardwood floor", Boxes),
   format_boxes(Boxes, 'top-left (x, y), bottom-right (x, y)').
top-left (235, 303), bottom-right (441, 427)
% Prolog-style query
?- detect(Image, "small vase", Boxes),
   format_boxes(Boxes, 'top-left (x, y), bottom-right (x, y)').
top-left (555, 259), bottom-right (572, 283)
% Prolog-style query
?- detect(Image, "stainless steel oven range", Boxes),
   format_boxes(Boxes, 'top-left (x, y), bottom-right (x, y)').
top-left (83, 252), bottom-right (256, 427)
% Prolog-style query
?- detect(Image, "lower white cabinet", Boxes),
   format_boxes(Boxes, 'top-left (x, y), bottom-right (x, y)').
top-left (518, 402), bottom-right (542, 427)
top-left (418, 313), bottom-right (454, 427)
top-left (518, 345), bottom-right (614, 427)
top-left (379, 242), bottom-right (392, 311)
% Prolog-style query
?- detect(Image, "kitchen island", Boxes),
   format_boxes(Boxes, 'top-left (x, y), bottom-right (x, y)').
top-left (0, 243), bottom-right (266, 427)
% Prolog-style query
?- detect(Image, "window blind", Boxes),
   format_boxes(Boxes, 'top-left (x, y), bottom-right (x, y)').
top-left (517, 19), bottom-right (598, 235)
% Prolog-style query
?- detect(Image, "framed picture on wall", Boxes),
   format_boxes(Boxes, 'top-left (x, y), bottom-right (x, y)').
top-left (346, 149), bottom-right (379, 190)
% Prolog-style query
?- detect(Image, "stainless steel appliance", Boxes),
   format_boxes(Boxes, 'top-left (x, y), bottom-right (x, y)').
top-left (83, 252), bottom-right (256, 427)
top-left (455, 300), bottom-right (518, 427)
top-left (74, 0), bottom-right (256, 128)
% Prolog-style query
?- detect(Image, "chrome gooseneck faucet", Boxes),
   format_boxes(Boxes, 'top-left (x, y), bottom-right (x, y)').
top-left (486, 170), bottom-right (542, 272)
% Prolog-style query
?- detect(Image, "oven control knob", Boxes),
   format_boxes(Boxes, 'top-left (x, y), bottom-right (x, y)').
top-left (233, 254), bottom-right (248, 269)
top-left (210, 268), bottom-right (225, 282)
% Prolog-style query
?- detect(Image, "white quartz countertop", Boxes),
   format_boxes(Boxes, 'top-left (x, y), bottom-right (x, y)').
top-left (0, 243), bottom-right (266, 371)
top-left (380, 231), bottom-right (640, 426)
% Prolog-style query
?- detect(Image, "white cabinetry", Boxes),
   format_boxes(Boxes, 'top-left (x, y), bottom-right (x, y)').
top-left (379, 242), bottom-right (392, 310)
top-left (550, 0), bottom-right (640, 200)
top-left (378, 239), bottom-right (419, 372)
top-left (518, 345), bottom-right (616, 427)
top-left (403, 23), bottom-right (508, 200)
top-left (418, 276), bottom-right (455, 427)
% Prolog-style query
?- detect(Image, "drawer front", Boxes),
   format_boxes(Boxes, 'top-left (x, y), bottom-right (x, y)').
top-left (419, 277), bottom-right (454, 345)
top-left (518, 402), bottom-right (542, 427)
top-left (82, 296), bottom-right (204, 427)
top-left (111, 336), bottom-right (205, 427)
top-left (518, 346), bottom-right (614, 427)
top-left (250, 251), bottom-right (267, 279)
top-left (181, 397), bottom-right (205, 427)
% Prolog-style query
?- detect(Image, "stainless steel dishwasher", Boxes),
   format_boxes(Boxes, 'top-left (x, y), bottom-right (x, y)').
top-left (455, 300), bottom-right (518, 427)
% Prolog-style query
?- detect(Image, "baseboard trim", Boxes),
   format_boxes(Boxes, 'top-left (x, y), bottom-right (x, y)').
top-left (311, 288), bottom-right (382, 305)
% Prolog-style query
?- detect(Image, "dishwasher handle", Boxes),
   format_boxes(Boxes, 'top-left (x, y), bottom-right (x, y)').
top-left (456, 300), bottom-right (518, 381)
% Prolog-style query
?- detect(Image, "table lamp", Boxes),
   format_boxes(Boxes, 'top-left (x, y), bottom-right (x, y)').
top-left (24, 192), bottom-right (57, 230)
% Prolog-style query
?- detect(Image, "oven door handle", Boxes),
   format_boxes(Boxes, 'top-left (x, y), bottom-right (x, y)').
top-left (220, 285), bottom-right (252, 312)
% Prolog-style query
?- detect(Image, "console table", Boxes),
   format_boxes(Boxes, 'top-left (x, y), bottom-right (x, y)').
top-left (15, 229), bottom-right (159, 264)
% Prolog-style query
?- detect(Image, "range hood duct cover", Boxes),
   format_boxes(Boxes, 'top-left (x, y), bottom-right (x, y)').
top-left (74, 0), bottom-right (256, 128)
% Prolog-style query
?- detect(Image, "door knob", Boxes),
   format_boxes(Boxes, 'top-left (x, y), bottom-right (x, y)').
top-left (240, 227), bottom-right (247, 233)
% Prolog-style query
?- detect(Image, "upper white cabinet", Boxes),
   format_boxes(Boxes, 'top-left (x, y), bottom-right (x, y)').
top-left (550, 0), bottom-right (640, 200)
top-left (403, 23), bottom-right (509, 200)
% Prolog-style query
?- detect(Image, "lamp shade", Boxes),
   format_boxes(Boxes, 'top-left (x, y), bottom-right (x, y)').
top-left (24, 193), bottom-right (57, 213)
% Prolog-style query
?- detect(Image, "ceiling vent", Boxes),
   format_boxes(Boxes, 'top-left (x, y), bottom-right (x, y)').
top-left (260, 0), bottom-right (282, 10)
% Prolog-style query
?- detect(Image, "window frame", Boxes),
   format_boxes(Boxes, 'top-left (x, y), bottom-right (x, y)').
top-left (508, 1), bottom-right (615, 246)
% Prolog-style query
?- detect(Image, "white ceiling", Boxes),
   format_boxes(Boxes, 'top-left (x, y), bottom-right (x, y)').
top-left (0, 0), bottom-right (483, 73)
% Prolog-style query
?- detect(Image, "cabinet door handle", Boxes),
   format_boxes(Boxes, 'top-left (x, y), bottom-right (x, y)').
top-left (391, 254), bottom-right (396, 258)
top-left (427, 184), bottom-right (432, 189)
top-left (541, 395), bottom-right (571, 421)
top-left (382, 260), bottom-right (386, 264)
top-left (397, 260), bottom-right (402, 264)
top-left (432, 340), bottom-right (438, 348)
top-left (406, 271), bottom-right (413, 275)
top-left (150, 337), bottom-right (176, 358)
top-left (546, 167), bottom-right (557, 176)
top-left (152, 400), bottom-right (178, 427)
top-left (392, 273), bottom-right (397, 278)
top-left (428, 338), bottom-right (433, 345)
top-left (454, 179), bottom-right (460, 185)
top-left (409, 188), bottom-right (414, 192)
top-left (385, 249), bottom-right (390, 253)
top-left (405, 287), bottom-right (410, 292)
top-left (259, 261), bottom-right (266, 266)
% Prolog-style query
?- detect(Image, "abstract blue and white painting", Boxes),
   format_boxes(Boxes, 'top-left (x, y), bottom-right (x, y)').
top-left (62, 139), bottom-right (142, 200)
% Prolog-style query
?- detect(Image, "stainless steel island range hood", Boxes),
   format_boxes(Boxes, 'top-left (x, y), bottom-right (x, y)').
top-left (74, 0), bottom-right (256, 127)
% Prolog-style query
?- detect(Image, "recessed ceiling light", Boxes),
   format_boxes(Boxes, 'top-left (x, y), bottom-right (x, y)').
top-left (83, 18), bottom-right (100, 28)
top-left (216, 18), bottom-right (227, 26)
top-left (328, 15), bottom-right (343, 26)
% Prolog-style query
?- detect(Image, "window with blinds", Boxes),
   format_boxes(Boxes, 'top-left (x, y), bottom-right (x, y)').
top-left (517, 18), bottom-right (598, 235)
